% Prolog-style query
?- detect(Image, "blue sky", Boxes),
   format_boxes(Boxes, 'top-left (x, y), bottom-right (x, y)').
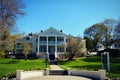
top-left (17, 0), bottom-right (120, 37)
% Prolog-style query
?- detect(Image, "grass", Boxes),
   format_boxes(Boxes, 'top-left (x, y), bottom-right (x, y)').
top-left (0, 58), bottom-right (47, 79)
top-left (58, 56), bottom-right (120, 78)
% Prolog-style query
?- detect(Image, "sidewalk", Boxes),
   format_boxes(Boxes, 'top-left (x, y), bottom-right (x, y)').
top-left (22, 65), bottom-right (91, 80)
top-left (50, 64), bottom-right (63, 70)
top-left (23, 76), bottom-right (91, 80)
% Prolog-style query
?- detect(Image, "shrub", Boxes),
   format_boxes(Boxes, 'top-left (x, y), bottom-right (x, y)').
top-left (98, 49), bottom-right (120, 57)
top-left (0, 50), bottom-right (5, 58)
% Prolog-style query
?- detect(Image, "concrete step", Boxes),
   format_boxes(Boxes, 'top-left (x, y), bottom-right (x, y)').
top-left (49, 70), bottom-right (68, 75)
top-left (50, 60), bottom-right (58, 65)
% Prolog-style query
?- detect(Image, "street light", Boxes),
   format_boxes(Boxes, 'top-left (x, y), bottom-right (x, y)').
top-left (101, 52), bottom-right (110, 72)
top-left (46, 52), bottom-right (49, 68)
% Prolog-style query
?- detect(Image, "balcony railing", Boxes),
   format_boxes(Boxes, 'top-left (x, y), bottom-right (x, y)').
top-left (57, 41), bottom-right (64, 45)
top-left (16, 46), bottom-right (23, 49)
top-left (40, 41), bottom-right (64, 45)
top-left (40, 41), bottom-right (46, 45)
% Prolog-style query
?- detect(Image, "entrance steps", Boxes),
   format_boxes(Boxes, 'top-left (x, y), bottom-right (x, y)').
top-left (49, 60), bottom-right (57, 65)
top-left (49, 70), bottom-right (68, 75)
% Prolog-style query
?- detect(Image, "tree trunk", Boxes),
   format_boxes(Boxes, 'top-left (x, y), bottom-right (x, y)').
top-left (68, 53), bottom-right (75, 60)
top-left (25, 55), bottom-right (27, 61)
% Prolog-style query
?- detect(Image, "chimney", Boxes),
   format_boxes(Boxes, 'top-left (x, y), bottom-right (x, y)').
top-left (60, 30), bottom-right (63, 32)
top-left (41, 30), bottom-right (43, 33)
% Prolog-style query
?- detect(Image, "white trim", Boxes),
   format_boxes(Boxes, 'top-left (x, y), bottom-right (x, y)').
top-left (64, 36), bottom-right (66, 52)
top-left (55, 36), bottom-right (57, 58)
top-left (37, 36), bottom-right (40, 53)
top-left (46, 36), bottom-right (48, 53)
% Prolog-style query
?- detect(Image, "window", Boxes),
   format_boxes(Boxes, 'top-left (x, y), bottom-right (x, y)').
top-left (50, 31), bottom-right (54, 34)
top-left (36, 39), bottom-right (38, 42)
top-left (26, 37), bottom-right (30, 40)
top-left (114, 44), bottom-right (117, 47)
top-left (119, 45), bottom-right (120, 48)
top-left (36, 47), bottom-right (37, 52)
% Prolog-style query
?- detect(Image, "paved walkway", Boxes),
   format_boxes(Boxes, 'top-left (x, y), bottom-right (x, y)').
top-left (23, 76), bottom-right (91, 80)
top-left (50, 64), bottom-right (63, 70)
top-left (23, 64), bottom-right (92, 80)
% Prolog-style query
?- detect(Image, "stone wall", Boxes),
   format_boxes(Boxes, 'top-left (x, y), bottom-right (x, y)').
top-left (16, 70), bottom-right (44, 80)
top-left (67, 69), bottom-right (106, 80)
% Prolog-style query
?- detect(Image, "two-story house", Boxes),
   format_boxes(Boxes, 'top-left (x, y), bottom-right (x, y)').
top-left (15, 27), bottom-right (67, 60)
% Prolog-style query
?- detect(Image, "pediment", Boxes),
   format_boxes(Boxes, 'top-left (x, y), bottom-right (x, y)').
top-left (39, 27), bottom-right (67, 36)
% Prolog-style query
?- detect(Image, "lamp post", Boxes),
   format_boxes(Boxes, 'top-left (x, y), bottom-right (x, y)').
top-left (46, 52), bottom-right (48, 68)
top-left (106, 27), bottom-right (110, 72)
top-left (101, 52), bottom-right (110, 72)
top-left (101, 27), bottom-right (110, 72)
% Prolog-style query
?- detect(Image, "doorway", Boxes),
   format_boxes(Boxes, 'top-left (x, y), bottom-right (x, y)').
top-left (49, 46), bottom-right (55, 60)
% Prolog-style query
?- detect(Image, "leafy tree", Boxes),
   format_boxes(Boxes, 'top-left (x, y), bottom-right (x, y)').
top-left (0, 50), bottom-right (5, 58)
top-left (84, 18), bottom-right (117, 50)
top-left (84, 36), bottom-right (93, 51)
top-left (66, 36), bottom-right (86, 60)
top-left (84, 23), bottom-right (106, 50)
top-left (8, 34), bottom-right (22, 51)
top-left (114, 20), bottom-right (120, 39)
top-left (22, 43), bottom-right (31, 60)
top-left (103, 19), bottom-right (117, 47)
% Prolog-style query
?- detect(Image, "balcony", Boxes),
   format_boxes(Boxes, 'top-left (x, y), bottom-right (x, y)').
top-left (39, 41), bottom-right (64, 45)
top-left (49, 41), bottom-right (55, 44)
top-left (16, 46), bottom-right (23, 49)
top-left (40, 41), bottom-right (46, 45)
top-left (57, 41), bottom-right (64, 45)
top-left (17, 39), bottom-right (32, 43)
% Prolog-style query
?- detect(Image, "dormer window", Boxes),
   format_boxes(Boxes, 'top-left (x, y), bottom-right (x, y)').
top-left (60, 30), bottom-right (63, 32)
top-left (41, 30), bottom-right (43, 33)
top-left (26, 37), bottom-right (30, 40)
top-left (114, 44), bottom-right (117, 47)
top-left (51, 31), bottom-right (54, 34)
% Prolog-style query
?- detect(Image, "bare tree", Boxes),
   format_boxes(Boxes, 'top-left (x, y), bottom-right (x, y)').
top-left (0, 0), bottom-right (25, 29)
top-left (67, 36), bottom-right (86, 60)
top-left (0, 0), bottom-right (25, 55)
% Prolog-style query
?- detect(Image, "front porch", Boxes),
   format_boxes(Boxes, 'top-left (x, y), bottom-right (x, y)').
top-left (38, 44), bottom-right (65, 60)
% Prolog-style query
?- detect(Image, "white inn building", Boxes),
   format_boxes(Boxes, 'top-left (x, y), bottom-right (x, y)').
top-left (15, 27), bottom-right (86, 60)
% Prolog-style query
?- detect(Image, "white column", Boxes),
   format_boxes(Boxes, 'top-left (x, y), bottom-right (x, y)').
top-left (46, 36), bottom-right (49, 60)
top-left (32, 37), bottom-right (34, 53)
top-left (46, 36), bottom-right (48, 53)
top-left (37, 36), bottom-right (40, 53)
top-left (64, 36), bottom-right (66, 52)
top-left (55, 36), bottom-right (57, 58)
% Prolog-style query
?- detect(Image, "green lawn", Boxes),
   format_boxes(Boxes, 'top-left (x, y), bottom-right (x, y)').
top-left (0, 58), bottom-right (47, 79)
top-left (58, 56), bottom-right (120, 78)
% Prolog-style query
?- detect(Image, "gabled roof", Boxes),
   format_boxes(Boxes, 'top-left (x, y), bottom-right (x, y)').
top-left (39, 27), bottom-right (67, 36)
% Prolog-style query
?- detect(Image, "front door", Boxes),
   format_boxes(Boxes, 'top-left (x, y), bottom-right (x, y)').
top-left (49, 46), bottom-right (55, 60)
